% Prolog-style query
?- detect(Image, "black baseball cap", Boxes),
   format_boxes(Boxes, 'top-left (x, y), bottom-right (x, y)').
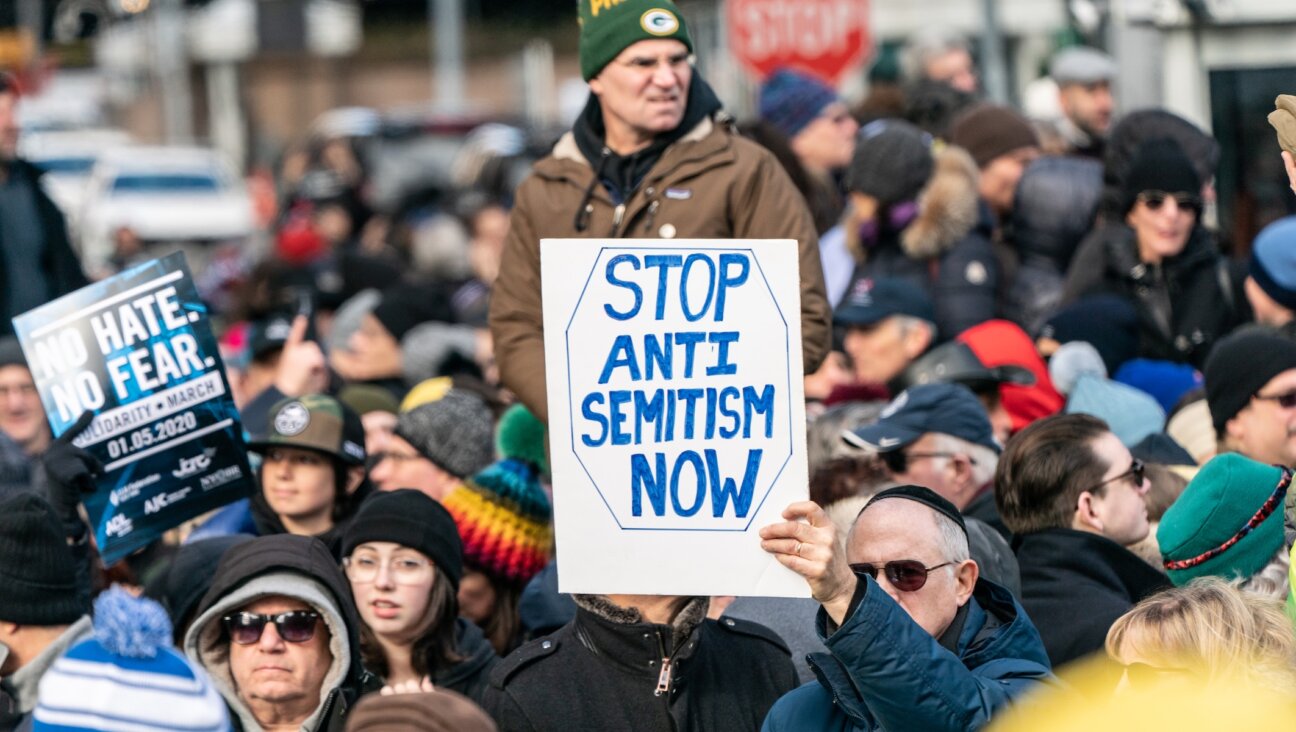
top-left (895, 341), bottom-right (1035, 393)
top-left (247, 312), bottom-right (294, 361)
top-left (833, 277), bottom-right (935, 328)
top-left (844, 382), bottom-right (1000, 454)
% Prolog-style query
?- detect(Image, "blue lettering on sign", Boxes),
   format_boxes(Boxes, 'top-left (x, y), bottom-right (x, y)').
top-left (629, 448), bottom-right (764, 519)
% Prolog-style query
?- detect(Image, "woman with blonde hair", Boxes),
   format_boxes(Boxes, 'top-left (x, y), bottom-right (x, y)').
top-left (1106, 577), bottom-right (1296, 695)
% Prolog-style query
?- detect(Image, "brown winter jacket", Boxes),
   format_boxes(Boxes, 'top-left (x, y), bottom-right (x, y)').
top-left (490, 116), bottom-right (832, 423)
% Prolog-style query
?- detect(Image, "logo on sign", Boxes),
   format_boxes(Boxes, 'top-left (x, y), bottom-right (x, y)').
top-left (275, 402), bottom-right (311, 436)
top-left (641, 9), bottom-right (680, 35)
top-left (173, 451), bottom-right (212, 479)
top-left (105, 513), bottom-right (134, 538)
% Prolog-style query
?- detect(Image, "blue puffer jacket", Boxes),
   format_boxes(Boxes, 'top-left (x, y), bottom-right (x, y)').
top-left (762, 577), bottom-right (1053, 732)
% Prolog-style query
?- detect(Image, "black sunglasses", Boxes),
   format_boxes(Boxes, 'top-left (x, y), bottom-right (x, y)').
top-left (1137, 190), bottom-right (1201, 213)
top-left (1083, 458), bottom-right (1145, 494)
top-left (849, 559), bottom-right (952, 592)
top-left (1255, 390), bottom-right (1296, 409)
top-left (223, 610), bottom-right (321, 645)
top-left (879, 450), bottom-right (974, 475)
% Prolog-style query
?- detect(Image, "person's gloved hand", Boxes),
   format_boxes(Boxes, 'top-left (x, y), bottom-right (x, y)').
top-left (1268, 95), bottom-right (1296, 155)
top-left (42, 411), bottom-right (104, 523)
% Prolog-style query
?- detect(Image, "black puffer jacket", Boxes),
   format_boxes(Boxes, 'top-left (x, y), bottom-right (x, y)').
top-left (1005, 156), bottom-right (1103, 333)
top-left (433, 618), bottom-right (499, 705)
top-left (1063, 222), bottom-right (1248, 367)
top-left (183, 534), bottom-right (379, 731)
top-left (483, 595), bottom-right (797, 732)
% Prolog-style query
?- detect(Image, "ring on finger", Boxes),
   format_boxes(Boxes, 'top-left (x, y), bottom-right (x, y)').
top-left (794, 541), bottom-right (803, 556)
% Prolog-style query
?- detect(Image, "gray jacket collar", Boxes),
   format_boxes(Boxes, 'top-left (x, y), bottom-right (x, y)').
top-left (1, 615), bottom-right (92, 714)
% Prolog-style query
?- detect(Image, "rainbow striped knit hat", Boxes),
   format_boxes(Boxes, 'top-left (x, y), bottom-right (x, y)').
top-left (442, 405), bottom-right (553, 585)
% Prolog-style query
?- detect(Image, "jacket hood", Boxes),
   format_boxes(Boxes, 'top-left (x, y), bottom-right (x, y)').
top-left (959, 579), bottom-right (1052, 672)
top-left (845, 145), bottom-right (980, 262)
top-left (183, 534), bottom-right (367, 731)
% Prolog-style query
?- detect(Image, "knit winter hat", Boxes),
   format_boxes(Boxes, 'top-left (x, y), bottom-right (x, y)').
top-left (1064, 373), bottom-right (1166, 448)
top-left (948, 103), bottom-right (1039, 168)
top-left (758, 69), bottom-right (839, 140)
top-left (0, 336), bottom-right (27, 368)
top-left (372, 283), bottom-right (455, 342)
top-left (1113, 359), bottom-right (1203, 415)
top-left (342, 489), bottom-right (465, 589)
top-left (442, 405), bottom-right (553, 586)
top-left (1158, 454), bottom-right (1289, 586)
top-left (395, 389), bottom-right (495, 479)
top-left (0, 493), bottom-right (87, 625)
top-left (1120, 138), bottom-right (1201, 214)
top-left (346, 689), bottom-right (496, 732)
top-left (337, 383), bottom-right (399, 417)
top-left (844, 119), bottom-right (934, 206)
top-left (32, 587), bottom-right (231, 732)
top-left (1249, 216), bottom-right (1296, 312)
top-left (1203, 330), bottom-right (1296, 436)
top-left (578, 0), bottom-right (692, 81)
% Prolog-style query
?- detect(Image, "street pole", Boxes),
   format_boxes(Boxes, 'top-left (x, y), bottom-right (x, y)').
top-left (154, 0), bottom-right (194, 143)
top-left (980, 0), bottom-right (1010, 103)
top-left (430, 0), bottom-right (465, 111)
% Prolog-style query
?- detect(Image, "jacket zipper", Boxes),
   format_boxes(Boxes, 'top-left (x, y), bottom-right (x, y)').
top-left (654, 629), bottom-right (673, 697)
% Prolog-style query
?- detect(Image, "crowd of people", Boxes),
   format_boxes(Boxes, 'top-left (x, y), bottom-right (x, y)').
top-left (4, 0), bottom-right (1296, 729)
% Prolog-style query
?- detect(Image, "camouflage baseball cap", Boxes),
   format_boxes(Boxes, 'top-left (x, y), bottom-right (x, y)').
top-left (248, 394), bottom-right (367, 466)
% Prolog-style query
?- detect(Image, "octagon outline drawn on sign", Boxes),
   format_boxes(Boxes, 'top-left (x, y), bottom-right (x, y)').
top-left (563, 245), bottom-right (794, 532)
top-left (726, 0), bottom-right (874, 84)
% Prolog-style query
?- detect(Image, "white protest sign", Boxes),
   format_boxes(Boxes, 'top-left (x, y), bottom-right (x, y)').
top-left (542, 238), bottom-right (810, 597)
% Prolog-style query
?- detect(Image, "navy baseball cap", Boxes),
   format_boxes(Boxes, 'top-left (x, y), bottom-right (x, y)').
top-left (833, 277), bottom-right (935, 328)
top-left (843, 382), bottom-right (1000, 453)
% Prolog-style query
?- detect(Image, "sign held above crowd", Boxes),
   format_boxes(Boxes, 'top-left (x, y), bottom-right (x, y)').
top-left (543, 238), bottom-right (810, 597)
top-left (13, 252), bottom-right (254, 564)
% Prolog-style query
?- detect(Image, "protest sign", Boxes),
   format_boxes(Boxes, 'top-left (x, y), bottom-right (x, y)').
top-left (12, 252), bottom-right (254, 564)
top-left (542, 239), bottom-right (810, 597)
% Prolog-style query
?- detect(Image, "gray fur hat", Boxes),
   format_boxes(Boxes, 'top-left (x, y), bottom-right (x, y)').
top-left (395, 390), bottom-right (495, 479)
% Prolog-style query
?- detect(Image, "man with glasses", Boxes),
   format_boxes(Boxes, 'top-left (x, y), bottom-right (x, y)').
top-left (368, 390), bottom-right (494, 500)
top-left (995, 414), bottom-right (1168, 667)
top-left (759, 485), bottom-right (1051, 731)
top-left (183, 533), bottom-right (378, 731)
top-left (1204, 329), bottom-right (1296, 468)
top-left (490, 0), bottom-right (830, 425)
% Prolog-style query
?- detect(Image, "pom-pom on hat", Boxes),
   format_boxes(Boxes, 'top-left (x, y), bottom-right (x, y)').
top-left (578, 0), bottom-right (692, 81)
top-left (32, 587), bottom-right (231, 731)
top-left (442, 405), bottom-right (553, 585)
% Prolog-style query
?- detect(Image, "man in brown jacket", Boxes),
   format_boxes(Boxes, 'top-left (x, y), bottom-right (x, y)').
top-left (489, 0), bottom-right (831, 424)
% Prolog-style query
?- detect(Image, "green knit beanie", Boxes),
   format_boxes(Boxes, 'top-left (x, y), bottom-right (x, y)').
top-left (579, 0), bottom-right (693, 81)
top-left (1158, 453), bottom-right (1289, 587)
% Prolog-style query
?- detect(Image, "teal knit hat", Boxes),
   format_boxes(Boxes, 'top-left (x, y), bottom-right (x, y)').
top-left (1158, 453), bottom-right (1290, 586)
top-left (579, 0), bottom-right (693, 81)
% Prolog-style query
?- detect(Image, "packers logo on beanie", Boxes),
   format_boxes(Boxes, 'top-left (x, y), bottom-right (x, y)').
top-left (579, 0), bottom-right (693, 81)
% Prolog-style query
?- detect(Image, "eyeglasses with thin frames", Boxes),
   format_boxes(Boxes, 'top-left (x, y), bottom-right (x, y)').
top-left (848, 559), bottom-right (953, 592)
top-left (880, 450), bottom-right (976, 475)
top-left (1082, 458), bottom-right (1145, 494)
top-left (343, 554), bottom-right (434, 585)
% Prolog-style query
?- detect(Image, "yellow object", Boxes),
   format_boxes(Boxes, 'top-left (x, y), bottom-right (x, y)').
top-left (399, 376), bottom-right (453, 413)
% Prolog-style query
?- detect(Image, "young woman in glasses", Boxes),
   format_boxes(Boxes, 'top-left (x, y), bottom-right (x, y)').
top-left (340, 489), bottom-right (498, 704)
top-left (1063, 137), bottom-right (1245, 367)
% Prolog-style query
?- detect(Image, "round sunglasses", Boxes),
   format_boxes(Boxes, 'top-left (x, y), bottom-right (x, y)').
top-left (849, 559), bottom-right (952, 592)
top-left (1137, 190), bottom-right (1202, 214)
top-left (223, 610), bottom-right (321, 645)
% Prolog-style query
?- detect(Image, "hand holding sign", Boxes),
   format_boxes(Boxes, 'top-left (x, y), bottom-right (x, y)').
top-left (274, 315), bottom-right (328, 397)
top-left (759, 500), bottom-right (856, 625)
top-left (42, 410), bottom-right (105, 524)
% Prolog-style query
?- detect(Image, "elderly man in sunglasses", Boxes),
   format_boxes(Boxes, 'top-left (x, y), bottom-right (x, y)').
top-left (759, 485), bottom-right (1053, 732)
top-left (184, 534), bottom-right (379, 731)
top-left (1204, 329), bottom-right (1296, 469)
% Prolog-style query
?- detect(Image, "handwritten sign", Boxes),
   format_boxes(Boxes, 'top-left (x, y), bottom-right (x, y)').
top-left (13, 253), bottom-right (254, 563)
top-left (543, 239), bottom-right (809, 597)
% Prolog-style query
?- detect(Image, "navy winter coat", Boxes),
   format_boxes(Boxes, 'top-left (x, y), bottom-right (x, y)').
top-left (762, 577), bottom-right (1052, 732)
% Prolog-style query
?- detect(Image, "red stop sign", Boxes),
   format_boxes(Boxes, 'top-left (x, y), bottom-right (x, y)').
top-left (727, 0), bottom-right (873, 84)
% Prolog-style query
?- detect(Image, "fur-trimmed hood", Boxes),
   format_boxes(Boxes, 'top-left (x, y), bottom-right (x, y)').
top-left (847, 145), bottom-right (981, 262)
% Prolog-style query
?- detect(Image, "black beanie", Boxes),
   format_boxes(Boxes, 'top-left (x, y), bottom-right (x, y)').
top-left (1204, 330), bottom-right (1296, 436)
top-left (844, 119), bottom-right (934, 206)
top-left (372, 283), bottom-right (455, 342)
top-left (1121, 138), bottom-right (1201, 214)
top-left (146, 534), bottom-right (254, 628)
top-left (0, 336), bottom-right (26, 369)
top-left (862, 484), bottom-right (967, 537)
top-left (0, 493), bottom-right (87, 625)
top-left (342, 489), bottom-right (465, 589)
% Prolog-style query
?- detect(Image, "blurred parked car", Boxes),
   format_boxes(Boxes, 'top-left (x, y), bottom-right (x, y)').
top-left (78, 146), bottom-right (255, 270)
top-left (19, 128), bottom-right (133, 238)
